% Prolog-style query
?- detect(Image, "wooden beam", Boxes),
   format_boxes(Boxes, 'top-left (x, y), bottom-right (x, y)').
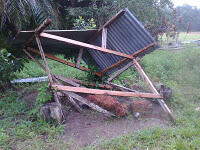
top-left (26, 47), bottom-right (102, 77)
top-left (106, 82), bottom-right (138, 92)
top-left (102, 28), bottom-right (107, 48)
top-left (40, 32), bottom-right (133, 59)
top-left (55, 75), bottom-right (81, 87)
top-left (53, 84), bottom-right (162, 99)
top-left (88, 10), bottom-right (125, 42)
top-left (132, 59), bottom-right (175, 121)
top-left (53, 77), bottom-right (114, 116)
top-left (101, 43), bottom-right (156, 74)
top-left (23, 49), bottom-right (46, 71)
top-left (24, 19), bottom-right (52, 47)
top-left (76, 48), bottom-right (83, 68)
top-left (53, 76), bottom-right (82, 112)
top-left (107, 62), bottom-right (133, 82)
top-left (55, 75), bottom-right (113, 90)
top-left (35, 35), bottom-right (53, 84)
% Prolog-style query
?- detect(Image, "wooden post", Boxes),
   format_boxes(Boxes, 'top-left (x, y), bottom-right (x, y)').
top-left (102, 28), bottom-right (107, 48)
top-left (132, 59), bottom-right (175, 121)
top-left (35, 35), bottom-right (53, 85)
top-left (76, 48), bottom-right (83, 68)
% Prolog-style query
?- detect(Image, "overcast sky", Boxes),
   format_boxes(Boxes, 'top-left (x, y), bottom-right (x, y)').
top-left (172, 0), bottom-right (200, 8)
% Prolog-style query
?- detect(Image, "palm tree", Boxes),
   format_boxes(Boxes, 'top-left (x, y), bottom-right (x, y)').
top-left (0, 0), bottom-right (60, 37)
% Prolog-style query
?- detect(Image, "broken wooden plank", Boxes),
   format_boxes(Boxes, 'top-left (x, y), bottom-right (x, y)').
top-left (101, 43), bottom-right (156, 74)
top-left (35, 35), bottom-right (53, 85)
top-left (102, 28), bottom-right (107, 48)
top-left (55, 75), bottom-right (81, 87)
top-left (26, 47), bottom-right (102, 77)
top-left (55, 75), bottom-right (113, 90)
top-left (40, 32), bottom-right (133, 59)
top-left (107, 62), bottom-right (133, 82)
top-left (53, 76), bottom-right (114, 116)
top-left (23, 49), bottom-right (46, 71)
top-left (76, 48), bottom-right (83, 68)
top-left (132, 59), bottom-right (175, 121)
top-left (53, 84), bottom-right (162, 98)
top-left (53, 76), bottom-right (82, 112)
top-left (106, 82), bottom-right (137, 92)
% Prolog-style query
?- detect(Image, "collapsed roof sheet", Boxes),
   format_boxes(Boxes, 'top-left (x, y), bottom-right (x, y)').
top-left (11, 8), bottom-right (155, 76)
top-left (88, 8), bottom-right (155, 75)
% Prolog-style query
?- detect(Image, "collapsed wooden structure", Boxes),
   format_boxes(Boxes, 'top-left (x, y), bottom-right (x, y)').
top-left (12, 9), bottom-right (175, 121)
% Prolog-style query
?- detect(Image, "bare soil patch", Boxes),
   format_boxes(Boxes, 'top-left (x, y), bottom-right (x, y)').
top-left (64, 101), bottom-right (169, 147)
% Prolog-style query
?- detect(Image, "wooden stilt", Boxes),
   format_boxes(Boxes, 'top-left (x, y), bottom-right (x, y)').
top-left (35, 35), bottom-right (53, 85)
top-left (132, 58), bottom-right (175, 121)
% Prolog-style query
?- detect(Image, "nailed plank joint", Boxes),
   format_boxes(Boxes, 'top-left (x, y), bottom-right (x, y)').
top-left (40, 32), bottom-right (133, 59)
top-left (53, 84), bottom-right (162, 99)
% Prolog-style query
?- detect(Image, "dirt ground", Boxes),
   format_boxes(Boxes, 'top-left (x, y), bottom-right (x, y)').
top-left (21, 89), bottom-right (169, 147)
top-left (64, 102), bottom-right (169, 147)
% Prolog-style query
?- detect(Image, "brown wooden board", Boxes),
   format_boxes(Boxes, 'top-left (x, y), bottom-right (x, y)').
top-left (40, 32), bottom-right (133, 59)
top-left (53, 84), bottom-right (162, 99)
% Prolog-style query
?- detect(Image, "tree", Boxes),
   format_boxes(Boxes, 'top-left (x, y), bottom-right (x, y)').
top-left (176, 5), bottom-right (200, 32)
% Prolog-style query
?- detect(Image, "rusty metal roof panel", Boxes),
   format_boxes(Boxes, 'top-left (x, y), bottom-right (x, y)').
top-left (88, 8), bottom-right (155, 75)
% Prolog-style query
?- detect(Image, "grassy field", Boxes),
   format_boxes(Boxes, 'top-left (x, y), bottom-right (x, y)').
top-left (1, 33), bottom-right (200, 149)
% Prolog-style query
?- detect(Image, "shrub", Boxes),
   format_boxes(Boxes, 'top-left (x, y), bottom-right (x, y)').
top-left (0, 48), bottom-right (24, 92)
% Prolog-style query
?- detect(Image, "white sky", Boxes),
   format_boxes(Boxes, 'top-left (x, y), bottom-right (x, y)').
top-left (172, 0), bottom-right (200, 8)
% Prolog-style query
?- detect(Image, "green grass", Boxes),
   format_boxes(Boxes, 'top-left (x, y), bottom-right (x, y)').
top-left (15, 54), bottom-right (87, 79)
top-left (1, 34), bottom-right (200, 149)
top-left (159, 32), bottom-right (200, 45)
top-left (84, 44), bottom-right (200, 149)
top-left (0, 87), bottom-right (66, 149)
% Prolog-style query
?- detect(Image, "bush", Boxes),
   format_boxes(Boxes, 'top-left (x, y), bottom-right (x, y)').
top-left (0, 49), bottom-right (24, 92)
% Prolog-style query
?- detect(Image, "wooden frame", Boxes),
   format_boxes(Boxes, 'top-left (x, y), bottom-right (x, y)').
top-left (20, 11), bottom-right (175, 121)
top-left (26, 47), bottom-right (102, 77)
top-left (40, 32), bottom-right (133, 59)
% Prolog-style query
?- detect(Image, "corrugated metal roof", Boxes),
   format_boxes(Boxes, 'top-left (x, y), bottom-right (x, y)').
top-left (11, 8), bottom-right (155, 77)
top-left (87, 8), bottom-right (155, 75)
